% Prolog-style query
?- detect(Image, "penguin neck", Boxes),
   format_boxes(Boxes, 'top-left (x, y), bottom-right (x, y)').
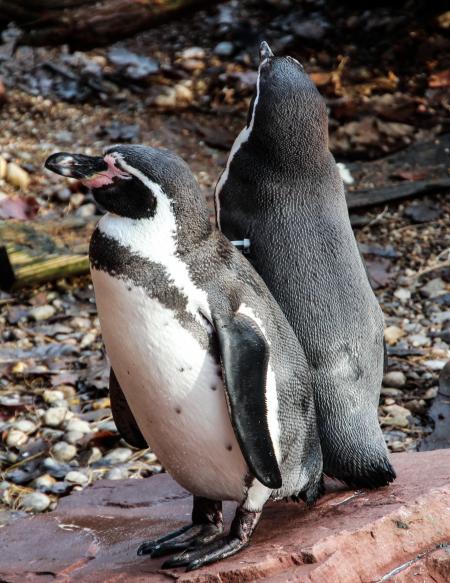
top-left (97, 203), bottom-right (211, 263)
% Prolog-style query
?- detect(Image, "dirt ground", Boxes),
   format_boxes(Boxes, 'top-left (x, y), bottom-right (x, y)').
top-left (0, 0), bottom-right (449, 519)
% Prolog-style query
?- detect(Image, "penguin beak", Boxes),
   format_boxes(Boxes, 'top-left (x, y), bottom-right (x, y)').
top-left (45, 152), bottom-right (108, 180)
top-left (259, 41), bottom-right (274, 62)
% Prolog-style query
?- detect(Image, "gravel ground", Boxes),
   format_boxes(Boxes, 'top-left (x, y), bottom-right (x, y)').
top-left (0, 1), bottom-right (449, 520)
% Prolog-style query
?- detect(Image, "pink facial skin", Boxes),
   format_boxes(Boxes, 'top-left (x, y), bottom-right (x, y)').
top-left (81, 154), bottom-right (130, 188)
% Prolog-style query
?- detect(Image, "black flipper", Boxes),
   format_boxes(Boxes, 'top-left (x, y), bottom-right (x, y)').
top-left (213, 313), bottom-right (282, 489)
top-left (109, 368), bottom-right (148, 449)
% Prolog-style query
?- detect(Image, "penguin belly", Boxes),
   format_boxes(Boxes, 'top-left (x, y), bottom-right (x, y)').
top-left (91, 268), bottom-right (248, 502)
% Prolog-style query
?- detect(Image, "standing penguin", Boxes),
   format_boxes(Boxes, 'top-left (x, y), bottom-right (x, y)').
top-left (45, 145), bottom-right (322, 570)
top-left (215, 42), bottom-right (395, 489)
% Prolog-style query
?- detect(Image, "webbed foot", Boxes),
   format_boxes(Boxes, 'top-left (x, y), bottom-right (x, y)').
top-left (162, 506), bottom-right (261, 571)
top-left (137, 497), bottom-right (223, 558)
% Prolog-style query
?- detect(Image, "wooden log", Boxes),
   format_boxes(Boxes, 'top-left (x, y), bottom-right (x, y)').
top-left (347, 177), bottom-right (450, 210)
top-left (0, 217), bottom-right (95, 291)
top-left (0, 0), bottom-right (218, 48)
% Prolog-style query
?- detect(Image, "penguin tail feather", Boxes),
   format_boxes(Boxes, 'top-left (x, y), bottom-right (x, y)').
top-left (331, 458), bottom-right (397, 490)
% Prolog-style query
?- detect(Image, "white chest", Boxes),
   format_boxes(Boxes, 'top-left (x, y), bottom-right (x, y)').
top-left (91, 268), bottom-right (248, 502)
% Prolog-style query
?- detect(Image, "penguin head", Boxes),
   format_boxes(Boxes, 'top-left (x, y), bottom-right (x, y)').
top-left (45, 145), bottom-right (211, 241)
top-left (249, 42), bottom-right (329, 160)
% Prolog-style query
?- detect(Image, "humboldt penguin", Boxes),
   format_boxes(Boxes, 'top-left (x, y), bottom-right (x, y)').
top-left (45, 145), bottom-right (322, 570)
top-left (215, 42), bottom-right (395, 489)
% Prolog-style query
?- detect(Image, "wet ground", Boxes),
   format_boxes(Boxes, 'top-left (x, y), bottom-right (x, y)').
top-left (0, 0), bottom-right (450, 519)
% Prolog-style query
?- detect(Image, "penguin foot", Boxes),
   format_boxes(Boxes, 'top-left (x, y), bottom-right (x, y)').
top-left (162, 506), bottom-right (261, 571)
top-left (137, 496), bottom-right (223, 558)
top-left (141, 523), bottom-right (223, 558)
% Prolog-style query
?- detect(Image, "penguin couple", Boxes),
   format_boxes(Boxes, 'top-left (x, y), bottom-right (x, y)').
top-left (45, 41), bottom-right (395, 572)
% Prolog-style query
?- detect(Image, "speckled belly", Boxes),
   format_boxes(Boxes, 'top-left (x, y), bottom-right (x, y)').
top-left (91, 268), bottom-right (248, 502)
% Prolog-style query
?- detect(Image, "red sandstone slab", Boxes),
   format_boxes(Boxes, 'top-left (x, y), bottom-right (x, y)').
top-left (0, 450), bottom-right (449, 583)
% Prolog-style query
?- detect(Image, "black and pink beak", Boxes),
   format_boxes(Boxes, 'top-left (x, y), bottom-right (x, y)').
top-left (45, 152), bottom-right (108, 180)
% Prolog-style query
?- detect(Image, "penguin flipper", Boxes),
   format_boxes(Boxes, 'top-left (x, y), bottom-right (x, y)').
top-left (213, 313), bottom-right (282, 490)
top-left (109, 368), bottom-right (148, 449)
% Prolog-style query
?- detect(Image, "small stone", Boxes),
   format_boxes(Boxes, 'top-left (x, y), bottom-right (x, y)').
top-left (75, 203), bottom-right (96, 218)
top-left (65, 470), bottom-right (88, 485)
top-left (51, 441), bottom-right (77, 462)
top-left (437, 11), bottom-right (450, 29)
top-left (80, 332), bottom-right (96, 348)
top-left (105, 466), bottom-right (129, 480)
top-left (51, 482), bottom-right (73, 495)
top-left (174, 83), bottom-right (193, 105)
top-left (214, 41), bottom-right (234, 57)
top-left (423, 387), bottom-right (439, 400)
top-left (154, 87), bottom-right (177, 108)
top-left (103, 447), bottom-right (133, 464)
top-left (6, 162), bottom-right (30, 190)
top-left (381, 387), bottom-right (402, 397)
top-left (7, 468), bottom-right (35, 485)
top-left (41, 457), bottom-right (71, 479)
top-left (29, 305), bottom-right (56, 321)
top-left (180, 47), bottom-right (205, 60)
top-left (423, 360), bottom-right (447, 371)
top-left (420, 278), bottom-right (446, 299)
top-left (43, 389), bottom-right (65, 404)
top-left (6, 429), bottom-right (28, 448)
top-left (181, 59), bottom-right (205, 72)
top-left (384, 325), bottom-right (404, 345)
top-left (65, 418), bottom-right (91, 434)
top-left (21, 492), bottom-right (50, 513)
top-left (32, 474), bottom-right (56, 491)
top-left (70, 193), bottom-right (85, 207)
top-left (383, 371), bottom-right (406, 388)
top-left (408, 334), bottom-right (430, 347)
top-left (44, 407), bottom-right (67, 428)
top-left (394, 288), bottom-right (411, 301)
top-left (56, 187), bottom-right (71, 202)
top-left (65, 430), bottom-right (84, 444)
top-left (11, 419), bottom-right (36, 434)
top-left (431, 311), bottom-right (450, 324)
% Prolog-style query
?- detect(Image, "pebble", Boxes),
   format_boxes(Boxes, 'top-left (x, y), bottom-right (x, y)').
top-left (421, 277), bottom-right (446, 298)
top-left (6, 162), bottom-right (30, 190)
top-left (383, 371), bottom-right (406, 388)
top-left (431, 311), bottom-right (450, 324)
top-left (384, 325), bottom-right (404, 345)
top-left (21, 492), bottom-right (51, 513)
top-left (408, 334), bottom-right (430, 347)
top-left (6, 429), bottom-right (28, 448)
top-left (44, 407), bottom-right (67, 428)
top-left (51, 441), bottom-right (77, 462)
top-left (56, 187), bottom-right (71, 202)
top-left (383, 404), bottom-right (411, 427)
top-left (381, 387), bottom-right (402, 397)
top-left (214, 41), bottom-right (235, 56)
top-left (11, 419), bottom-right (36, 434)
top-left (180, 46), bottom-right (205, 60)
top-left (65, 418), bottom-right (91, 434)
top-left (29, 305), bottom-right (56, 321)
top-left (33, 474), bottom-right (56, 491)
top-left (80, 332), bottom-right (96, 348)
top-left (43, 389), bottom-right (65, 404)
top-left (75, 203), bottom-right (96, 218)
top-left (103, 447), bottom-right (133, 464)
top-left (174, 83), bottom-right (193, 105)
top-left (394, 288), bottom-right (411, 301)
top-left (154, 87), bottom-right (177, 108)
top-left (65, 470), bottom-right (88, 485)
top-left (423, 359), bottom-right (447, 371)
top-left (65, 430), bottom-right (84, 444)
top-left (105, 466), bottom-right (129, 480)
top-left (41, 457), bottom-right (71, 479)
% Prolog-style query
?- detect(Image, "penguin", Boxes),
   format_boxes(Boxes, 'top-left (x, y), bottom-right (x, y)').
top-left (45, 145), bottom-right (323, 571)
top-left (215, 42), bottom-right (396, 489)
